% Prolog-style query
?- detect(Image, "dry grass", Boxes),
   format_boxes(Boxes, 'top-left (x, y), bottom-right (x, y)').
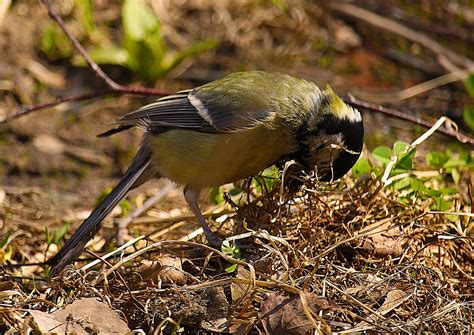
top-left (0, 0), bottom-right (473, 333)
top-left (1, 170), bottom-right (472, 333)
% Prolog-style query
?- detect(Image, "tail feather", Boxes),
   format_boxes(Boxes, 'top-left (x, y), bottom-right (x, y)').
top-left (48, 146), bottom-right (153, 276)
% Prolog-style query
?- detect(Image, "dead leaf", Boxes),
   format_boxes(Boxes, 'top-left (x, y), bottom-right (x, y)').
top-left (200, 287), bottom-right (230, 332)
top-left (351, 289), bottom-right (411, 332)
top-left (228, 314), bottom-right (256, 335)
top-left (32, 134), bottom-right (65, 155)
top-left (64, 145), bottom-right (111, 167)
top-left (138, 255), bottom-right (187, 285)
top-left (331, 19), bottom-right (361, 51)
top-left (28, 298), bottom-right (129, 334)
top-left (259, 292), bottom-right (339, 335)
top-left (358, 233), bottom-right (403, 258)
top-left (231, 266), bottom-right (253, 302)
top-left (354, 222), bottom-right (404, 258)
top-left (377, 289), bottom-right (411, 316)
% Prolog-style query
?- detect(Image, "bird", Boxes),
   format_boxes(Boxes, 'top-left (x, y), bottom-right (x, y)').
top-left (48, 71), bottom-right (364, 276)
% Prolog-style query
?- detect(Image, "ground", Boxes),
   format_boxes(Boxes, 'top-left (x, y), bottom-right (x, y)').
top-left (0, 1), bottom-right (473, 333)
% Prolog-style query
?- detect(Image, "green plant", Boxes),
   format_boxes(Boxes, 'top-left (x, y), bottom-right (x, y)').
top-left (40, 0), bottom-right (218, 82)
top-left (0, 230), bottom-right (14, 262)
top-left (96, 187), bottom-right (131, 218)
top-left (45, 223), bottom-right (70, 252)
top-left (221, 240), bottom-right (242, 273)
top-left (252, 165), bottom-right (280, 194)
top-left (353, 140), bottom-right (473, 215)
top-left (88, 0), bottom-right (217, 81)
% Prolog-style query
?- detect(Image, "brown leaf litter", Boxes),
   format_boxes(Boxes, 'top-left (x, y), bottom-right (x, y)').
top-left (0, 173), bottom-right (472, 333)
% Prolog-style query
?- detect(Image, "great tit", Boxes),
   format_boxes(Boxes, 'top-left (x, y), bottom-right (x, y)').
top-left (48, 71), bottom-right (364, 275)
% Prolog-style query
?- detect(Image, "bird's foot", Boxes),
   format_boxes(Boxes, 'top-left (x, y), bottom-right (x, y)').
top-left (205, 231), bottom-right (223, 248)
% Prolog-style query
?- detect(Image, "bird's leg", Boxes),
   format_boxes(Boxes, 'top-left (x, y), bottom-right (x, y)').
top-left (184, 187), bottom-right (222, 247)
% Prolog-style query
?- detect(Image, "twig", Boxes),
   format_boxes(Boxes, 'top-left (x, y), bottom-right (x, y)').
top-left (354, 68), bottom-right (472, 103)
top-left (40, 0), bottom-right (172, 96)
top-left (382, 116), bottom-right (451, 185)
top-left (115, 181), bottom-right (174, 244)
top-left (330, 3), bottom-right (474, 72)
top-left (346, 97), bottom-right (474, 146)
top-left (0, 1), bottom-right (174, 124)
top-left (0, 90), bottom-right (114, 123)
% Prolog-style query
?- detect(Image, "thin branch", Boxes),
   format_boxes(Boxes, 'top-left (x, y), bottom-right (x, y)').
top-left (330, 3), bottom-right (474, 72)
top-left (39, 0), bottom-right (173, 96)
top-left (0, 90), bottom-right (114, 123)
top-left (347, 97), bottom-right (474, 146)
top-left (0, 1), bottom-right (175, 123)
top-left (354, 68), bottom-right (472, 103)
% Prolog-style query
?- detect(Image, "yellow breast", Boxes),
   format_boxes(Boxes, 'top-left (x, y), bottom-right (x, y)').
top-left (148, 126), bottom-right (297, 189)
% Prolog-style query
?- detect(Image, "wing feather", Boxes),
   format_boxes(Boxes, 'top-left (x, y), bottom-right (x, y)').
top-left (101, 72), bottom-right (299, 136)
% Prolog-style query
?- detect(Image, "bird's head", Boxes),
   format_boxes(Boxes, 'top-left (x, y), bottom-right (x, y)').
top-left (295, 85), bottom-right (364, 182)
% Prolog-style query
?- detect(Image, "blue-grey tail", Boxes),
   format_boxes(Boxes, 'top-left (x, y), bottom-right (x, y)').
top-left (48, 146), bottom-right (153, 277)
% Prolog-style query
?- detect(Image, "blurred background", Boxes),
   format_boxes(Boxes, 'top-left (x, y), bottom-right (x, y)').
top-left (0, 0), bottom-right (472, 263)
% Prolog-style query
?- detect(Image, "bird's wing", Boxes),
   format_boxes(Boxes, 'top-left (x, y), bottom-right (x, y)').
top-left (105, 72), bottom-right (298, 136)
top-left (113, 88), bottom-right (274, 134)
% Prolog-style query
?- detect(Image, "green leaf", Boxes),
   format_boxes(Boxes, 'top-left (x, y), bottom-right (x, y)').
top-left (372, 146), bottom-right (392, 165)
top-left (228, 187), bottom-right (242, 197)
top-left (443, 152), bottom-right (471, 168)
top-left (75, 0), bottom-right (95, 35)
top-left (39, 23), bottom-right (73, 60)
top-left (119, 199), bottom-right (131, 217)
top-left (3, 246), bottom-right (13, 262)
top-left (123, 35), bottom-right (165, 81)
top-left (122, 0), bottom-right (159, 41)
top-left (426, 188), bottom-right (442, 197)
top-left (450, 167), bottom-right (461, 184)
top-left (440, 187), bottom-right (458, 195)
top-left (463, 105), bottom-right (474, 131)
top-left (222, 241), bottom-right (241, 257)
top-left (87, 47), bottom-right (130, 66)
top-left (431, 197), bottom-right (453, 211)
top-left (426, 151), bottom-right (449, 168)
top-left (210, 187), bottom-right (225, 205)
top-left (225, 264), bottom-right (239, 273)
top-left (253, 166), bottom-right (280, 193)
top-left (393, 177), bottom-right (412, 191)
top-left (222, 241), bottom-right (241, 273)
top-left (0, 230), bottom-right (12, 249)
top-left (392, 141), bottom-right (409, 155)
top-left (53, 223), bottom-right (70, 245)
top-left (464, 73), bottom-right (474, 97)
top-left (271, 0), bottom-right (289, 11)
top-left (161, 39), bottom-right (219, 75)
top-left (352, 157), bottom-right (371, 177)
top-left (394, 148), bottom-right (415, 172)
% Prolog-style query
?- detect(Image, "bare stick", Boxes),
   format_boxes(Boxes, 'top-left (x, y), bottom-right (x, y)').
top-left (39, 0), bottom-right (173, 96)
top-left (330, 3), bottom-right (474, 72)
top-left (347, 97), bottom-right (474, 146)
top-left (354, 68), bottom-right (472, 103)
top-left (1, 2), bottom-right (175, 124)
top-left (382, 117), bottom-right (451, 185)
top-left (0, 90), bottom-right (114, 123)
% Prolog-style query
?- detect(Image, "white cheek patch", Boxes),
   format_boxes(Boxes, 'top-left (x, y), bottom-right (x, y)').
top-left (188, 93), bottom-right (213, 125)
top-left (341, 105), bottom-right (362, 123)
top-left (348, 105), bottom-right (362, 123)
